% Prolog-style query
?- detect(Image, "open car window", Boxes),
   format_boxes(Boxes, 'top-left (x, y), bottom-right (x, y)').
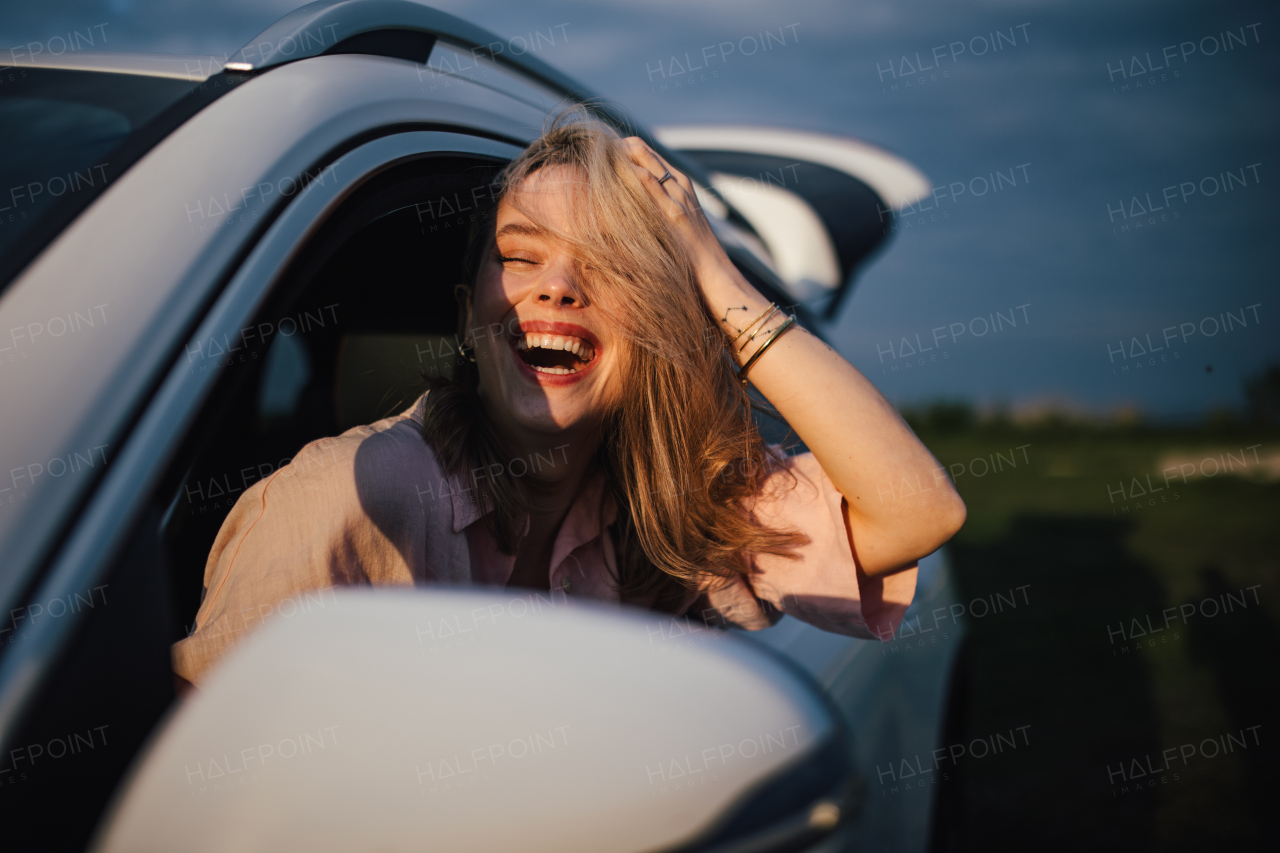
top-left (2, 151), bottom-right (506, 851)
top-left (158, 155), bottom-right (506, 639)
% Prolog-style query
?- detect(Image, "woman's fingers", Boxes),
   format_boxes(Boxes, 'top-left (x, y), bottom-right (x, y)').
top-left (631, 162), bottom-right (686, 219)
top-left (622, 136), bottom-right (666, 176)
top-left (622, 137), bottom-right (727, 274)
top-left (620, 138), bottom-right (737, 298)
top-left (623, 137), bottom-right (695, 205)
top-left (624, 147), bottom-right (703, 233)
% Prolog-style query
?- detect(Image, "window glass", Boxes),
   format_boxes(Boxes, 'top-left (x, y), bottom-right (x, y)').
top-left (0, 97), bottom-right (129, 253)
top-left (258, 331), bottom-right (312, 424)
top-left (0, 68), bottom-right (227, 282)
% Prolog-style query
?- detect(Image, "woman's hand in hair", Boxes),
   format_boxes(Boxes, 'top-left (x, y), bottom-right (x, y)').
top-left (621, 137), bottom-right (745, 310)
top-left (622, 138), bottom-right (967, 579)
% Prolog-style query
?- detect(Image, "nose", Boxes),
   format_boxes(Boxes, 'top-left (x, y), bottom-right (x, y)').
top-left (532, 256), bottom-right (585, 308)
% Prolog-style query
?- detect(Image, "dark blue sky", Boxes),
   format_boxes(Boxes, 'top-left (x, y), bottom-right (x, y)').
top-left (4, 0), bottom-right (1276, 419)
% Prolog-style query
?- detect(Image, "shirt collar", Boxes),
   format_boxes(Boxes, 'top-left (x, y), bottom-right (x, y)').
top-left (449, 480), bottom-right (487, 533)
top-left (450, 465), bottom-right (616, 546)
top-left (403, 391), bottom-right (618, 550)
top-left (549, 466), bottom-right (617, 570)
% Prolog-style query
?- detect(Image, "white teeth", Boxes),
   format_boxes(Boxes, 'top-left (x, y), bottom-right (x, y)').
top-left (531, 365), bottom-right (577, 375)
top-left (518, 332), bottom-right (595, 361)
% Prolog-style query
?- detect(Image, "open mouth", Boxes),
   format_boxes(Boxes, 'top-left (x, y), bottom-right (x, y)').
top-left (515, 332), bottom-right (597, 375)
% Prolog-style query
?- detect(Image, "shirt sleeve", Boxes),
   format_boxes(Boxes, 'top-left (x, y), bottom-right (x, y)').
top-left (171, 413), bottom-right (463, 684)
top-left (690, 450), bottom-right (918, 641)
top-left (170, 438), bottom-right (369, 685)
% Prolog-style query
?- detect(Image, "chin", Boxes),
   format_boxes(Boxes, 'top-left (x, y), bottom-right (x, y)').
top-left (507, 392), bottom-right (592, 435)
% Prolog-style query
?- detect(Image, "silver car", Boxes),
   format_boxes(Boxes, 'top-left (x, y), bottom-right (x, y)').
top-left (0, 2), bottom-right (967, 850)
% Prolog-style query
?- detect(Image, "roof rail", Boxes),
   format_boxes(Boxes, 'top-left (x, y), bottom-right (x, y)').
top-left (228, 1), bottom-right (723, 203)
top-left (228, 0), bottom-right (589, 101)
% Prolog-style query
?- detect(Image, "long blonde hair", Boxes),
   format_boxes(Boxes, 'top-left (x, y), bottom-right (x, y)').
top-left (421, 107), bottom-right (804, 611)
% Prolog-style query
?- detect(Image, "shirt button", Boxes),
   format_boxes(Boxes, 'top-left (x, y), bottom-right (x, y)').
top-left (560, 576), bottom-right (572, 592)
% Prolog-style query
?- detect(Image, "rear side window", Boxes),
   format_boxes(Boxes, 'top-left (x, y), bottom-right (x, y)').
top-left (0, 66), bottom-right (244, 289)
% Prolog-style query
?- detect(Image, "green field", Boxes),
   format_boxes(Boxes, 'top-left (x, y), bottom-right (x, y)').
top-left (907, 415), bottom-right (1279, 850)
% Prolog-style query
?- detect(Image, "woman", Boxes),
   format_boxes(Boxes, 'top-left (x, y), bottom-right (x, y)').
top-left (172, 110), bottom-right (965, 688)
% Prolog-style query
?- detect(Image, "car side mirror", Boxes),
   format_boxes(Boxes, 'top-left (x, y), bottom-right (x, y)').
top-left (92, 589), bottom-right (859, 852)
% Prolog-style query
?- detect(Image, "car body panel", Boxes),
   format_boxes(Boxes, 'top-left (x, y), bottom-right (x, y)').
top-left (426, 39), bottom-right (567, 113)
top-left (744, 548), bottom-right (964, 852)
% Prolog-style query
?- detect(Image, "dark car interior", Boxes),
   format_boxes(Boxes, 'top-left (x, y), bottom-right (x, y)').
top-left (4, 147), bottom-right (800, 851)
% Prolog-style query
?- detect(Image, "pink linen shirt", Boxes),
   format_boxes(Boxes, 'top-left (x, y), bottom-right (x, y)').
top-left (172, 392), bottom-right (917, 684)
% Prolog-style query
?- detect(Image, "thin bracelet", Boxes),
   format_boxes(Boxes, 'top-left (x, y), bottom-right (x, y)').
top-left (736, 304), bottom-right (779, 354)
top-left (728, 303), bottom-right (776, 345)
top-left (738, 315), bottom-right (796, 385)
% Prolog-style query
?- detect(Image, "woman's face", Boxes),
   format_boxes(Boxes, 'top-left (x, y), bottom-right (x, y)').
top-left (468, 165), bottom-right (624, 439)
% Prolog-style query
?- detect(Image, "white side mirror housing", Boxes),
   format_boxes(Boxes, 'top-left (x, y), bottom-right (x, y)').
top-left (93, 589), bottom-right (855, 853)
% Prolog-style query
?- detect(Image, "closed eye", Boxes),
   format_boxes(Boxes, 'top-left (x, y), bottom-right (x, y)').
top-left (497, 254), bottom-right (537, 265)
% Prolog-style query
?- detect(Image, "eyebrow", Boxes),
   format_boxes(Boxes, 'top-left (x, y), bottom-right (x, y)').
top-left (495, 222), bottom-right (546, 239)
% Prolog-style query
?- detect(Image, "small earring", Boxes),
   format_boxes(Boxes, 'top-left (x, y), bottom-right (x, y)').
top-left (459, 340), bottom-right (477, 363)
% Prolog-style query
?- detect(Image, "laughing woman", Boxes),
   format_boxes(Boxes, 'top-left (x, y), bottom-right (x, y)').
top-left (172, 111), bottom-right (965, 688)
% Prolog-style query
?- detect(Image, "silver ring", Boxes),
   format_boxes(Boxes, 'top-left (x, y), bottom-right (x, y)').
top-left (658, 170), bottom-right (673, 184)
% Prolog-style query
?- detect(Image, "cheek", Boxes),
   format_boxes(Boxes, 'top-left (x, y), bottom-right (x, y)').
top-left (471, 266), bottom-right (514, 327)
top-left (596, 344), bottom-right (630, 408)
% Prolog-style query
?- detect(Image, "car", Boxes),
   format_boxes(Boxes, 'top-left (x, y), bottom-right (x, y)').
top-left (0, 2), bottom-right (967, 850)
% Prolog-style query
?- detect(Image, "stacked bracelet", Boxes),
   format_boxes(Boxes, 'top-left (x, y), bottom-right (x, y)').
top-left (738, 315), bottom-right (797, 385)
top-left (728, 302), bottom-right (777, 346)
top-left (736, 305), bottom-right (779, 354)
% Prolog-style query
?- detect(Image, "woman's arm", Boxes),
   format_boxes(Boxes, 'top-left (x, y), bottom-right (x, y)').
top-left (175, 673), bottom-right (196, 698)
top-left (626, 140), bottom-right (966, 577)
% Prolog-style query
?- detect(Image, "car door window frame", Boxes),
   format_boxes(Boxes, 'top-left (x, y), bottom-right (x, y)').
top-left (0, 131), bottom-right (524, 738)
